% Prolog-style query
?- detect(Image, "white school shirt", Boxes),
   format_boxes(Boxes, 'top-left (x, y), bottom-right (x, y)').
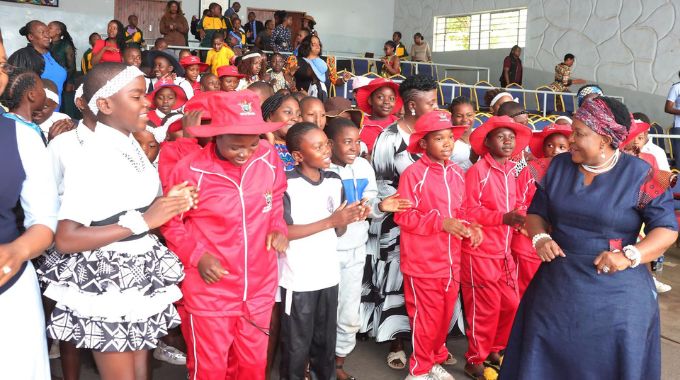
top-left (667, 82), bottom-right (680, 129)
top-left (13, 118), bottom-right (59, 232)
top-left (48, 121), bottom-right (94, 201)
top-left (451, 140), bottom-right (473, 172)
top-left (641, 140), bottom-right (671, 172)
top-left (280, 169), bottom-right (343, 292)
top-left (58, 122), bottom-right (161, 226)
top-left (39, 112), bottom-right (70, 142)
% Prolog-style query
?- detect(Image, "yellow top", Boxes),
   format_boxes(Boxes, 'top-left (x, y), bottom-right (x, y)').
top-left (206, 46), bottom-right (235, 75)
top-left (200, 16), bottom-right (227, 31)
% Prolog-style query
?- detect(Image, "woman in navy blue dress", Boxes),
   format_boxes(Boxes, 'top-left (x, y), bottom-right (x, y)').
top-left (500, 97), bottom-right (678, 380)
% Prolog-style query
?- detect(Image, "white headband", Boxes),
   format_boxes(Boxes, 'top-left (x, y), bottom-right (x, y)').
top-left (242, 52), bottom-right (261, 61)
top-left (74, 84), bottom-right (83, 101)
top-left (555, 116), bottom-right (573, 124)
top-left (45, 88), bottom-right (60, 104)
top-left (88, 66), bottom-right (145, 115)
top-left (490, 91), bottom-right (518, 107)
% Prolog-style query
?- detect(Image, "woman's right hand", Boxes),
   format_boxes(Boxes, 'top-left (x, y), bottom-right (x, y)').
top-left (535, 237), bottom-right (565, 262)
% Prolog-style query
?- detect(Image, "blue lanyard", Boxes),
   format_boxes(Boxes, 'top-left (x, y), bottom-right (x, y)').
top-left (3, 113), bottom-right (47, 145)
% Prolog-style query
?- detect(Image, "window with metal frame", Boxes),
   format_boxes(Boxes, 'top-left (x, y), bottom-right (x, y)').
top-left (433, 8), bottom-right (527, 52)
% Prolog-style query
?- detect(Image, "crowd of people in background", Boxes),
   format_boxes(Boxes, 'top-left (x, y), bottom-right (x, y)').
top-left (0, 2), bottom-right (678, 380)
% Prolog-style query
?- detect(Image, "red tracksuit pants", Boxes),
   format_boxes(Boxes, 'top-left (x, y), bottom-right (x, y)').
top-left (461, 254), bottom-right (519, 365)
top-left (515, 254), bottom-right (541, 298)
top-left (180, 305), bottom-right (272, 380)
top-left (403, 274), bottom-right (459, 376)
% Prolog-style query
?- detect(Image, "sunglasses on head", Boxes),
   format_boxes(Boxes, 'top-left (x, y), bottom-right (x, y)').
top-left (510, 110), bottom-right (529, 118)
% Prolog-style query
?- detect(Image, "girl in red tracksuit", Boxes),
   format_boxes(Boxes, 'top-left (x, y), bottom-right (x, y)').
top-left (161, 91), bottom-right (289, 380)
top-left (394, 110), bottom-right (482, 380)
top-left (462, 116), bottom-right (532, 380)
top-left (512, 124), bottom-right (571, 297)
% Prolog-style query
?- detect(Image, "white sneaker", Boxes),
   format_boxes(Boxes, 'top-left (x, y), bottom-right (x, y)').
top-left (654, 277), bottom-right (672, 293)
top-left (153, 341), bottom-right (187, 365)
top-left (404, 373), bottom-right (436, 380)
top-left (429, 364), bottom-right (455, 380)
top-left (48, 340), bottom-right (60, 359)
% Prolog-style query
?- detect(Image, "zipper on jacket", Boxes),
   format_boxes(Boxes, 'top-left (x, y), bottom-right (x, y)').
top-left (440, 162), bottom-right (454, 291)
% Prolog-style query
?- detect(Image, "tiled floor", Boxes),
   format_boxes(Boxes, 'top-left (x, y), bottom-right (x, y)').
top-left (50, 248), bottom-right (680, 380)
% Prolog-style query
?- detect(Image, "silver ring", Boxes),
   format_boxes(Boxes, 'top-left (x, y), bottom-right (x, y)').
top-left (602, 265), bottom-right (610, 273)
top-left (2, 265), bottom-right (10, 275)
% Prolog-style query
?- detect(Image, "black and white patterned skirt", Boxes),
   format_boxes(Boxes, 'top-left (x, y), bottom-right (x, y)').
top-left (37, 234), bottom-right (185, 352)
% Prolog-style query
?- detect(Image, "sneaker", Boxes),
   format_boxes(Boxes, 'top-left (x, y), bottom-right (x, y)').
top-left (404, 374), bottom-right (436, 380)
top-left (48, 340), bottom-right (60, 359)
top-left (153, 341), bottom-right (187, 365)
top-left (654, 277), bottom-right (672, 293)
top-left (429, 364), bottom-right (455, 380)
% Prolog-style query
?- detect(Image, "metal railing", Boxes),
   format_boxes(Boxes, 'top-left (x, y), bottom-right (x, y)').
top-left (165, 45), bottom-right (490, 82)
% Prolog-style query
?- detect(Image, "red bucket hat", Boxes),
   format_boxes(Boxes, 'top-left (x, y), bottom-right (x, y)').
top-left (469, 115), bottom-right (532, 156)
top-left (529, 123), bottom-right (572, 158)
top-left (355, 77), bottom-right (403, 115)
top-left (146, 84), bottom-right (188, 110)
top-left (620, 120), bottom-right (650, 149)
top-left (217, 65), bottom-right (246, 78)
top-left (407, 110), bottom-right (468, 154)
top-left (179, 55), bottom-right (209, 72)
top-left (168, 92), bottom-right (213, 134)
top-left (187, 90), bottom-right (285, 137)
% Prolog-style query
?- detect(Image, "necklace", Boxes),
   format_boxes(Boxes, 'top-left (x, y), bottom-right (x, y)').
top-left (581, 150), bottom-right (620, 174)
top-left (401, 120), bottom-right (414, 134)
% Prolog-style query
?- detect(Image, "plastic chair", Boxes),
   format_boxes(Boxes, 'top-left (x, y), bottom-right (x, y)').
top-left (506, 83), bottom-right (525, 109)
top-left (560, 93), bottom-right (576, 114)
top-left (389, 74), bottom-right (406, 81)
top-left (416, 63), bottom-right (438, 79)
top-left (438, 78), bottom-right (461, 108)
top-left (352, 59), bottom-right (371, 76)
top-left (535, 86), bottom-right (558, 115)
top-left (532, 117), bottom-right (553, 131)
top-left (472, 81), bottom-right (494, 111)
top-left (473, 116), bottom-right (485, 129)
top-left (476, 112), bottom-right (491, 123)
top-left (650, 123), bottom-right (668, 154)
top-left (362, 72), bottom-right (381, 79)
top-left (400, 62), bottom-right (414, 77)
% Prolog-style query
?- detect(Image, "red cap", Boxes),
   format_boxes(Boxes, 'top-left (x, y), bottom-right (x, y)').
top-left (216, 65), bottom-right (246, 78)
top-left (186, 90), bottom-right (285, 137)
top-left (620, 120), bottom-right (651, 149)
top-left (179, 55), bottom-right (209, 72)
top-left (407, 110), bottom-right (468, 154)
top-left (529, 123), bottom-right (572, 158)
top-left (355, 77), bottom-right (403, 115)
top-left (146, 84), bottom-right (187, 110)
top-left (469, 115), bottom-right (532, 156)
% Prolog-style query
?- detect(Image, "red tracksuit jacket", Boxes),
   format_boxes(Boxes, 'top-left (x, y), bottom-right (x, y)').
top-left (394, 155), bottom-right (467, 280)
top-left (158, 137), bottom-right (202, 194)
top-left (161, 141), bottom-right (287, 317)
top-left (463, 153), bottom-right (518, 258)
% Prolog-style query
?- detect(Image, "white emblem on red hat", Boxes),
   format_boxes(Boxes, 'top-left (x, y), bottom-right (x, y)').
top-left (239, 101), bottom-right (256, 116)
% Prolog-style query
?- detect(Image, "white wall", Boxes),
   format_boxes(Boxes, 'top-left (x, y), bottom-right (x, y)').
top-left (394, 0), bottom-right (675, 125)
top-left (0, 0), bottom-right (114, 68)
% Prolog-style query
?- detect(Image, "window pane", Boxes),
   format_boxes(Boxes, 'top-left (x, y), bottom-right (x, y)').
top-left (433, 7), bottom-right (526, 51)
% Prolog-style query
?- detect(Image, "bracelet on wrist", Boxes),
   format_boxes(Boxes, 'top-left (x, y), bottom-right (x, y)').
top-left (117, 210), bottom-right (150, 235)
top-left (531, 233), bottom-right (552, 249)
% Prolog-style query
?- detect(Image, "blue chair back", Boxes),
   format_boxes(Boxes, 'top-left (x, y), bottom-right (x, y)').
top-left (472, 81), bottom-right (494, 111)
top-left (506, 83), bottom-right (525, 109)
top-left (352, 59), bottom-right (371, 76)
top-left (363, 72), bottom-right (381, 79)
top-left (535, 86), bottom-right (557, 115)
top-left (416, 63), bottom-right (438, 79)
top-left (560, 93), bottom-right (576, 114)
top-left (650, 123), bottom-right (668, 153)
top-left (532, 117), bottom-right (553, 131)
top-left (401, 62), bottom-right (414, 77)
top-left (438, 78), bottom-right (460, 109)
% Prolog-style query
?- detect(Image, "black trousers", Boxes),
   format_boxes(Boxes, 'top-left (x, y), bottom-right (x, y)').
top-left (279, 285), bottom-right (338, 380)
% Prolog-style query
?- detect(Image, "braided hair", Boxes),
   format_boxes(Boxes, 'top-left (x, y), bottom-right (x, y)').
top-left (285, 122), bottom-right (319, 153)
top-left (0, 67), bottom-right (39, 111)
top-left (399, 74), bottom-right (437, 107)
top-left (261, 92), bottom-right (297, 121)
